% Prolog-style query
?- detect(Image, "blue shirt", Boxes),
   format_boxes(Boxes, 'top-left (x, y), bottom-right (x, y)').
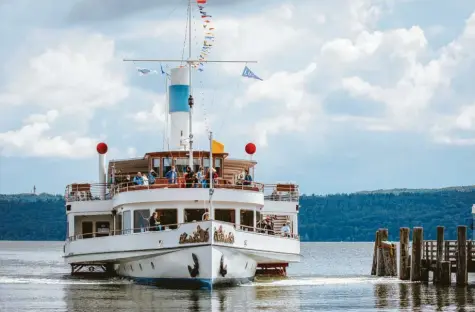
top-left (133, 176), bottom-right (144, 185)
top-left (166, 170), bottom-right (177, 184)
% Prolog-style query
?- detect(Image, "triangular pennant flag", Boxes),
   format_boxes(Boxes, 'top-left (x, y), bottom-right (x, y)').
top-left (242, 66), bottom-right (263, 81)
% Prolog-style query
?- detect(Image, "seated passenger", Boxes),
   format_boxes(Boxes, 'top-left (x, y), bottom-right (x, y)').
top-left (148, 212), bottom-right (160, 231)
top-left (165, 166), bottom-right (177, 184)
top-left (243, 170), bottom-right (252, 185)
top-left (263, 216), bottom-right (274, 235)
top-left (281, 220), bottom-right (291, 237)
top-left (196, 167), bottom-right (204, 188)
top-left (184, 166), bottom-right (195, 188)
top-left (133, 172), bottom-right (144, 185)
top-left (142, 173), bottom-right (149, 186)
top-left (148, 170), bottom-right (157, 185)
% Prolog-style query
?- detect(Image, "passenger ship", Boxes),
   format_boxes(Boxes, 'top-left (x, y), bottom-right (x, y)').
top-left (62, 0), bottom-right (301, 289)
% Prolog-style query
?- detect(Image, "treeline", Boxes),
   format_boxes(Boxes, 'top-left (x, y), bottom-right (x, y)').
top-left (0, 187), bottom-right (474, 241)
top-left (0, 193), bottom-right (66, 241)
top-left (299, 187), bottom-right (475, 241)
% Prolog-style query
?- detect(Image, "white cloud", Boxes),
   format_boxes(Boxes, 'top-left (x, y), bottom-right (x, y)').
top-left (0, 30), bottom-right (130, 158)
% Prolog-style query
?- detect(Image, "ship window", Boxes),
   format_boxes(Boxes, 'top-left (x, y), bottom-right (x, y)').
top-left (152, 158), bottom-right (161, 177)
top-left (215, 209), bottom-right (235, 224)
top-left (151, 262), bottom-right (155, 269)
top-left (134, 210), bottom-right (150, 233)
top-left (214, 158), bottom-right (222, 177)
top-left (162, 157), bottom-right (172, 178)
top-left (192, 158), bottom-right (201, 174)
top-left (95, 221), bottom-right (110, 237)
top-left (185, 209), bottom-right (206, 222)
top-left (139, 263), bottom-right (143, 271)
top-left (130, 265), bottom-right (133, 272)
top-left (175, 157), bottom-right (188, 177)
top-left (240, 210), bottom-right (255, 232)
top-left (122, 211), bottom-right (132, 234)
top-left (154, 209), bottom-right (178, 229)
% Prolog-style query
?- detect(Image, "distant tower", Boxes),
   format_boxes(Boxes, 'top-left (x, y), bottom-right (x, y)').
top-left (169, 67), bottom-right (190, 150)
top-left (33, 185), bottom-right (36, 194)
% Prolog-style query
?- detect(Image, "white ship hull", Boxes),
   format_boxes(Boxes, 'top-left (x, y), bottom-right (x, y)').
top-left (117, 245), bottom-right (257, 288)
top-left (64, 220), bottom-right (300, 289)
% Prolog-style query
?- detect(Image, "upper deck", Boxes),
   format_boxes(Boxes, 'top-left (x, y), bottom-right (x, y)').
top-left (65, 149), bottom-right (300, 204)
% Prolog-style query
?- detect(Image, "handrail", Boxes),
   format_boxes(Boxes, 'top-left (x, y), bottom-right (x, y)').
top-left (66, 220), bottom-right (299, 242)
top-left (422, 240), bottom-right (475, 261)
top-left (65, 181), bottom-right (301, 203)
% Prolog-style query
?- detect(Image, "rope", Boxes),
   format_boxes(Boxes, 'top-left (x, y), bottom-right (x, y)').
top-left (180, 3), bottom-right (189, 65)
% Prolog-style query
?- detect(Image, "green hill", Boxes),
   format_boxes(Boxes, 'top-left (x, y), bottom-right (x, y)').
top-left (0, 187), bottom-right (473, 241)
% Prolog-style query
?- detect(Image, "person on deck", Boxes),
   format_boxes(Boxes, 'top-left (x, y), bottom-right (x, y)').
top-left (148, 212), bottom-right (160, 231)
top-left (148, 170), bottom-right (157, 185)
top-left (165, 166), bottom-right (177, 184)
top-left (196, 166), bottom-right (204, 188)
top-left (133, 172), bottom-right (144, 185)
top-left (184, 166), bottom-right (195, 188)
top-left (243, 169), bottom-right (253, 186)
top-left (281, 220), bottom-right (291, 237)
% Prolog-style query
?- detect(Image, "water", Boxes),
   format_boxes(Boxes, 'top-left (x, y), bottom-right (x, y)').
top-left (0, 242), bottom-right (474, 311)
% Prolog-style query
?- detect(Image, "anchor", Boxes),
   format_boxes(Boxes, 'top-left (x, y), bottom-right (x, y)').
top-left (219, 255), bottom-right (227, 277)
top-left (188, 253), bottom-right (200, 277)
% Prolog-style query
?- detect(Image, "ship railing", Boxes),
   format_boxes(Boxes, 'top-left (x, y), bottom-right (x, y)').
top-left (66, 220), bottom-right (299, 242)
top-left (263, 183), bottom-right (300, 202)
top-left (64, 183), bottom-right (112, 203)
top-left (111, 180), bottom-right (265, 196)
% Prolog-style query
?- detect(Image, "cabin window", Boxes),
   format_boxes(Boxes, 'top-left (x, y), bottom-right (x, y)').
top-left (134, 210), bottom-right (150, 233)
top-left (240, 210), bottom-right (255, 232)
top-left (185, 209), bottom-right (206, 222)
top-left (215, 209), bottom-right (235, 224)
top-left (162, 157), bottom-right (172, 177)
top-left (122, 210), bottom-right (132, 234)
top-left (175, 157), bottom-right (188, 176)
top-left (82, 221), bottom-right (93, 238)
top-left (154, 209), bottom-right (178, 229)
top-left (95, 221), bottom-right (110, 237)
top-left (214, 158), bottom-right (222, 177)
top-left (152, 158), bottom-right (161, 177)
top-left (192, 158), bottom-right (201, 173)
top-left (203, 157), bottom-right (210, 173)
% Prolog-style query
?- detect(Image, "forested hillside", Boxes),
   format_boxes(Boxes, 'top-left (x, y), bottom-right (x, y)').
top-left (0, 187), bottom-right (474, 241)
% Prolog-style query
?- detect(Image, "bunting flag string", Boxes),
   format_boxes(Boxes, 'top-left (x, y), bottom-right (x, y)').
top-left (195, 0), bottom-right (215, 72)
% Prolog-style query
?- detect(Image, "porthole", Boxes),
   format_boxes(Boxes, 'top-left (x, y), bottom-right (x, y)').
top-left (151, 262), bottom-right (155, 269)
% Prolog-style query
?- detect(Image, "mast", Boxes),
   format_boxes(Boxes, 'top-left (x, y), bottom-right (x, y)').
top-left (209, 131), bottom-right (214, 219)
top-left (187, 0), bottom-right (194, 169)
top-left (123, 1), bottom-right (257, 155)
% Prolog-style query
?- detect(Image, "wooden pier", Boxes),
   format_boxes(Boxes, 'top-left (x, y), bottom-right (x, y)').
top-left (371, 226), bottom-right (475, 285)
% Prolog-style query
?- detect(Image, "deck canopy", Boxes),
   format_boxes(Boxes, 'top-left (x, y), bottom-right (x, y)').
top-left (223, 158), bottom-right (257, 181)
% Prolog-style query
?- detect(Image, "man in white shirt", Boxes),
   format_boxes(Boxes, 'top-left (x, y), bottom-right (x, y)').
top-left (281, 220), bottom-right (291, 237)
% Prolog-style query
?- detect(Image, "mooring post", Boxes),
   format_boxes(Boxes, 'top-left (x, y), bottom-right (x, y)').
top-left (435, 226), bottom-right (444, 284)
top-left (371, 230), bottom-right (380, 275)
top-left (377, 228), bottom-right (389, 276)
top-left (411, 227), bottom-right (423, 281)
top-left (456, 226), bottom-right (468, 286)
top-left (440, 260), bottom-right (451, 285)
top-left (399, 227), bottom-right (410, 280)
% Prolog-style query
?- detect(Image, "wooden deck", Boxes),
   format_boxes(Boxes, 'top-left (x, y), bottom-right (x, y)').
top-left (422, 240), bottom-right (475, 273)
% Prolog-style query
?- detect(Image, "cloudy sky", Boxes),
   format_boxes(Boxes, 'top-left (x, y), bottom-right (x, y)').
top-left (1, 0), bottom-right (475, 195)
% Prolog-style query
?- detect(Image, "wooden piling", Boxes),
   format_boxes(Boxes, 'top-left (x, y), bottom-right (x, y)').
top-left (376, 228), bottom-right (389, 276)
top-left (399, 227), bottom-right (410, 280)
top-left (440, 261), bottom-right (451, 285)
top-left (371, 231), bottom-right (380, 276)
top-left (435, 226), bottom-right (444, 284)
top-left (421, 267), bottom-right (429, 283)
top-left (456, 226), bottom-right (468, 286)
top-left (411, 227), bottom-right (423, 281)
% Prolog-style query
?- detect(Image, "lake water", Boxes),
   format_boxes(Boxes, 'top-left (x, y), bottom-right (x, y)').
top-left (0, 241), bottom-right (474, 311)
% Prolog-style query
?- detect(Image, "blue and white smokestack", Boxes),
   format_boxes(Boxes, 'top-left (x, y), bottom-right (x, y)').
top-left (169, 67), bottom-right (190, 150)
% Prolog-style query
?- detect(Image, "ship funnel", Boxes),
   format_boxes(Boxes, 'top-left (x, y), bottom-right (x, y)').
top-left (169, 67), bottom-right (190, 150)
